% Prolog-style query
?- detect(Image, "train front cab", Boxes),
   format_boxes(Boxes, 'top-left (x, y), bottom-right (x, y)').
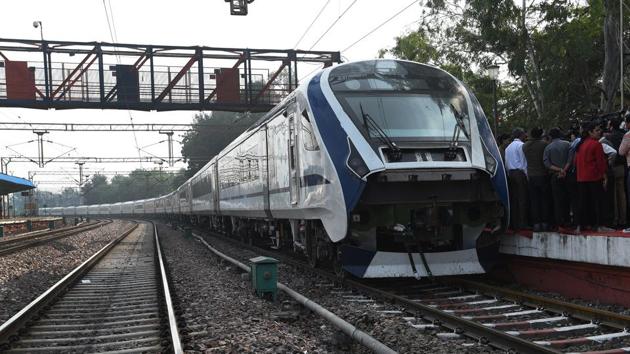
top-left (317, 60), bottom-right (508, 278)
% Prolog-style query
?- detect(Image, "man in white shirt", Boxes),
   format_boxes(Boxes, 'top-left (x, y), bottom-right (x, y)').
top-left (505, 128), bottom-right (529, 229)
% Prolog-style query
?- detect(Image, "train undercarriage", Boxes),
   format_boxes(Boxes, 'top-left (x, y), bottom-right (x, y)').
top-left (168, 169), bottom-right (504, 279)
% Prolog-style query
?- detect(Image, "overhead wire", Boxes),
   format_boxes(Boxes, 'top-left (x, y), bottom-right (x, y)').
top-left (342, 0), bottom-right (419, 53)
top-left (101, 0), bottom-right (144, 169)
top-left (294, 0), bottom-right (360, 81)
top-left (307, 0), bottom-right (360, 51)
top-left (107, 0), bottom-right (120, 44)
top-left (293, 0), bottom-right (332, 49)
top-left (298, 1), bottom-right (419, 82)
top-left (101, 0), bottom-right (118, 49)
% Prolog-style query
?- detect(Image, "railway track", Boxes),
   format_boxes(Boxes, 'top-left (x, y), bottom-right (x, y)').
top-left (0, 220), bottom-right (111, 257)
top-left (0, 221), bottom-right (182, 353)
top-left (195, 226), bottom-right (630, 354)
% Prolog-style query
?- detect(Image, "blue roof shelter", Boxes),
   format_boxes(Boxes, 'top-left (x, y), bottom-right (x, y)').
top-left (0, 173), bottom-right (35, 195)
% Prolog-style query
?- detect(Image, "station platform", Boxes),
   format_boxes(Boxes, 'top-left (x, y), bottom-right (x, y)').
top-left (499, 229), bottom-right (630, 307)
top-left (0, 217), bottom-right (64, 237)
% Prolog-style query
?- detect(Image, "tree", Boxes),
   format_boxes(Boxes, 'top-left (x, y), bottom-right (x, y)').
top-left (77, 169), bottom-right (186, 204)
top-left (180, 111), bottom-right (262, 177)
top-left (601, 0), bottom-right (621, 112)
top-left (82, 175), bottom-right (109, 205)
top-left (383, 1), bottom-right (608, 129)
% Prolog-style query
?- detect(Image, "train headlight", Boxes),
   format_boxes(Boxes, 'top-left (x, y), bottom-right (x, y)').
top-left (481, 142), bottom-right (497, 175)
top-left (347, 139), bottom-right (370, 178)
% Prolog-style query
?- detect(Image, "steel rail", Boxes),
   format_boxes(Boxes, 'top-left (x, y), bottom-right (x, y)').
top-left (153, 222), bottom-right (183, 354)
top-left (0, 220), bottom-right (111, 256)
top-left (341, 278), bottom-right (560, 354)
top-left (193, 227), bottom-right (559, 354)
top-left (0, 220), bottom-right (101, 246)
top-left (0, 222), bottom-right (139, 347)
top-left (448, 278), bottom-right (630, 329)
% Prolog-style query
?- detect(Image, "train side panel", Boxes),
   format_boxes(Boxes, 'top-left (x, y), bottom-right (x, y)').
top-left (217, 129), bottom-right (266, 218)
top-left (191, 164), bottom-right (213, 215)
top-left (133, 200), bottom-right (145, 215)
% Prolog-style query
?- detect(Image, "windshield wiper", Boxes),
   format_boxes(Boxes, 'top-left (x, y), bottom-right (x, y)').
top-left (446, 104), bottom-right (470, 161)
top-left (359, 103), bottom-right (402, 162)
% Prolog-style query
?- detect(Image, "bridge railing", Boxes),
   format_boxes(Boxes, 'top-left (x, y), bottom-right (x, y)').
top-left (0, 38), bottom-right (340, 112)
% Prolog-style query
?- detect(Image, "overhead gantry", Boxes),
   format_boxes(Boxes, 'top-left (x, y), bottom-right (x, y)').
top-left (0, 38), bottom-right (340, 112)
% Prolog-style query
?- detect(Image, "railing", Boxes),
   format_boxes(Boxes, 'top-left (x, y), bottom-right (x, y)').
top-left (0, 38), bottom-right (341, 112)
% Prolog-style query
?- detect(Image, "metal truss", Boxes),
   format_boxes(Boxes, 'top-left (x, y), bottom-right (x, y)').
top-left (0, 38), bottom-right (340, 112)
top-left (30, 170), bottom-right (183, 176)
top-left (0, 122), bottom-right (199, 131)
top-left (2, 156), bottom-right (209, 165)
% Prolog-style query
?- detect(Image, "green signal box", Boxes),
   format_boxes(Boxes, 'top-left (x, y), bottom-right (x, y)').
top-left (249, 256), bottom-right (279, 301)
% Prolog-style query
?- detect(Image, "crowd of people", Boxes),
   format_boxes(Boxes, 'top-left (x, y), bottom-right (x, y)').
top-left (498, 114), bottom-right (630, 233)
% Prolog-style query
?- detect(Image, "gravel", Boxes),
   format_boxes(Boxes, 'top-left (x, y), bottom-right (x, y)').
top-left (177, 225), bottom-right (497, 353)
top-left (0, 220), bottom-right (134, 324)
top-left (158, 224), bottom-right (339, 353)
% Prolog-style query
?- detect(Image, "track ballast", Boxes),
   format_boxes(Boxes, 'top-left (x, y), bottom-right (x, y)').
top-left (0, 222), bottom-right (182, 353)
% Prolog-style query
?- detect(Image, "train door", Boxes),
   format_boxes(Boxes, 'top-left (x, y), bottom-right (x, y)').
top-left (288, 111), bottom-right (299, 205)
top-left (213, 163), bottom-right (220, 213)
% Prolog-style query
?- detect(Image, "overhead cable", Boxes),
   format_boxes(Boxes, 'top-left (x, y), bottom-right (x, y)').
top-left (101, 0), bottom-right (144, 168)
top-left (342, 0), bottom-right (419, 53)
top-left (294, 0), bottom-right (332, 49)
top-left (308, 0), bottom-right (360, 51)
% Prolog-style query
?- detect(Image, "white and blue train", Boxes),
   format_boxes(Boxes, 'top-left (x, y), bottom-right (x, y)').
top-left (41, 59), bottom-right (509, 278)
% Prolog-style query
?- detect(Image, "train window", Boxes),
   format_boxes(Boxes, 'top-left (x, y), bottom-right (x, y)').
top-left (219, 156), bottom-right (241, 189)
top-left (301, 109), bottom-right (319, 151)
top-left (179, 188), bottom-right (189, 201)
top-left (192, 174), bottom-right (211, 198)
top-left (329, 60), bottom-right (470, 142)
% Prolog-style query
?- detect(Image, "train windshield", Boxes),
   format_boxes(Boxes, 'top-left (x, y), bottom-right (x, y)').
top-left (328, 60), bottom-right (470, 141)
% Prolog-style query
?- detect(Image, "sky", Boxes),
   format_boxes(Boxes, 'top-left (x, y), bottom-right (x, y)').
top-left (0, 0), bottom-right (424, 192)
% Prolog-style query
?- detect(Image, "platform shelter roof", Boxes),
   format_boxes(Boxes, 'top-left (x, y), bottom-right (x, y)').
top-left (0, 173), bottom-right (35, 195)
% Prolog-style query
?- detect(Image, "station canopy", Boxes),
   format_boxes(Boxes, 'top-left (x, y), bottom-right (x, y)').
top-left (0, 173), bottom-right (35, 195)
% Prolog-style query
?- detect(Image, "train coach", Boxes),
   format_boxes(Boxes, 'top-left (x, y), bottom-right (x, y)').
top-left (42, 59), bottom-right (509, 279)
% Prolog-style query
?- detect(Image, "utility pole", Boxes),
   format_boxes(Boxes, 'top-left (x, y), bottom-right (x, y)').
top-left (493, 80), bottom-right (498, 135)
top-left (619, 0), bottom-right (624, 110)
top-left (76, 161), bottom-right (85, 205)
top-left (33, 130), bottom-right (49, 168)
top-left (159, 131), bottom-right (175, 167)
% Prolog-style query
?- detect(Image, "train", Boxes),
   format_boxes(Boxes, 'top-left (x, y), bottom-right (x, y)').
top-left (41, 59), bottom-right (509, 278)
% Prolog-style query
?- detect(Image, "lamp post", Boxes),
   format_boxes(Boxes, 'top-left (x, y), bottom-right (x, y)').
top-left (487, 64), bottom-right (500, 137)
top-left (32, 20), bottom-right (44, 41)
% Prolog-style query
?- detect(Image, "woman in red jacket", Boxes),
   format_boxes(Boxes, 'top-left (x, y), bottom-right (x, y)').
top-left (574, 121), bottom-right (608, 232)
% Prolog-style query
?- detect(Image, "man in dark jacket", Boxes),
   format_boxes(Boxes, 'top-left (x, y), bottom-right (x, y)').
top-left (523, 127), bottom-right (550, 231)
top-left (607, 117), bottom-right (626, 227)
top-left (543, 127), bottom-right (570, 228)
